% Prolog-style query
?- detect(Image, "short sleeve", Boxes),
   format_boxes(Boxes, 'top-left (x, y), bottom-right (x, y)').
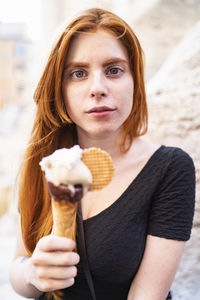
top-left (147, 148), bottom-right (195, 241)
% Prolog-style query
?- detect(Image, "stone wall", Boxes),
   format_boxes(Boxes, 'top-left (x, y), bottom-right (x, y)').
top-left (132, 0), bottom-right (200, 79)
top-left (146, 21), bottom-right (200, 227)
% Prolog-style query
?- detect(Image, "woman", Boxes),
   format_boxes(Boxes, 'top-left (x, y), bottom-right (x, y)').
top-left (10, 8), bottom-right (195, 300)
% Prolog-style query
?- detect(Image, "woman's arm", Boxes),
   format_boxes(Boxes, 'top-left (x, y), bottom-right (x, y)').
top-left (9, 215), bottom-right (80, 298)
top-left (10, 217), bottom-right (43, 298)
top-left (127, 234), bottom-right (185, 300)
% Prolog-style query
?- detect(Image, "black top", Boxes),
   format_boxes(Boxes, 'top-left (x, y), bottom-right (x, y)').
top-left (40, 146), bottom-right (196, 300)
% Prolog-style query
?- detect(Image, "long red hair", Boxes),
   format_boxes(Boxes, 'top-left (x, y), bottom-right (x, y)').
top-left (19, 8), bottom-right (148, 300)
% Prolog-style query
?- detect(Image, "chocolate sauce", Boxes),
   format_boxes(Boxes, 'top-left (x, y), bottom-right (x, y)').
top-left (47, 181), bottom-right (83, 203)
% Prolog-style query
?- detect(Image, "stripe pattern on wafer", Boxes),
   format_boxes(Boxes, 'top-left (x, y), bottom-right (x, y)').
top-left (82, 147), bottom-right (114, 191)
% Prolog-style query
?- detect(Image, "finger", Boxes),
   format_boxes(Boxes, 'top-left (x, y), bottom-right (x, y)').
top-left (36, 265), bottom-right (77, 280)
top-left (39, 277), bottom-right (75, 292)
top-left (37, 235), bottom-right (76, 252)
top-left (32, 251), bottom-right (80, 266)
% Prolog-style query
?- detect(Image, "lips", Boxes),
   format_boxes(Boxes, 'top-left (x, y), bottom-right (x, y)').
top-left (86, 106), bottom-right (116, 118)
top-left (87, 106), bottom-right (115, 113)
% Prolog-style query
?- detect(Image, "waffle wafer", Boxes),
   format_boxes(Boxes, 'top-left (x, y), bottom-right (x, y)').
top-left (82, 147), bottom-right (114, 190)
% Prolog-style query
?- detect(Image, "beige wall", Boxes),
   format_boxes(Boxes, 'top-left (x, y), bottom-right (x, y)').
top-left (0, 40), bottom-right (28, 107)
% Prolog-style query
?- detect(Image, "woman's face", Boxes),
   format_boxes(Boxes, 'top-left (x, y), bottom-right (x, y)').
top-left (62, 29), bottom-right (134, 140)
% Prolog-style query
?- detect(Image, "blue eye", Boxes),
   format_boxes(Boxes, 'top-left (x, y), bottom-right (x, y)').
top-left (107, 67), bottom-right (122, 75)
top-left (71, 70), bottom-right (86, 78)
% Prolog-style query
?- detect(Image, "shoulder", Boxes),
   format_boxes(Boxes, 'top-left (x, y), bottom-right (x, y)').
top-left (139, 140), bottom-right (196, 188)
top-left (129, 138), bottom-right (195, 177)
top-left (147, 146), bottom-right (195, 241)
top-left (159, 145), bottom-right (195, 174)
top-left (160, 145), bottom-right (193, 158)
top-left (152, 145), bottom-right (196, 198)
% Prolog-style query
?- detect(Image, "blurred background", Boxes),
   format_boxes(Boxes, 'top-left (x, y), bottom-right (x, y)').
top-left (0, 0), bottom-right (199, 299)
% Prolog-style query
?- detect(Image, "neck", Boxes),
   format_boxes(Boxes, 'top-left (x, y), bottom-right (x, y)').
top-left (77, 131), bottom-right (123, 161)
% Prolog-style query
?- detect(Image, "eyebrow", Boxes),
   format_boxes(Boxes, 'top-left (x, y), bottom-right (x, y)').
top-left (64, 58), bottom-right (129, 69)
top-left (103, 58), bottom-right (129, 67)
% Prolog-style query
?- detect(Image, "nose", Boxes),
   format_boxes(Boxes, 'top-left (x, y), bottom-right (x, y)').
top-left (89, 72), bottom-right (108, 99)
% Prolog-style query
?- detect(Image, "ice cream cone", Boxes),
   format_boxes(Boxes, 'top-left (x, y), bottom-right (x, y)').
top-left (40, 146), bottom-right (114, 240)
top-left (52, 199), bottom-right (78, 240)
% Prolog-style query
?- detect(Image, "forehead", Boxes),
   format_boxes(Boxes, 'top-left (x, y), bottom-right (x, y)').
top-left (66, 29), bottom-right (129, 63)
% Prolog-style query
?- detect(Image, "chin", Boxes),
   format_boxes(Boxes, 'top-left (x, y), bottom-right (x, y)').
top-left (89, 127), bottom-right (119, 138)
top-left (77, 122), bottom-right (121, 139)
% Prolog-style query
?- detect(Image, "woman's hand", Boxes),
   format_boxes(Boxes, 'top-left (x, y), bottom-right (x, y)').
top-left (24, 234), bottom-right (80, 293)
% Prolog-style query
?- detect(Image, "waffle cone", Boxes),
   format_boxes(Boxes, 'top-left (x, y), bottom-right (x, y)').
top-left (82, 147), bottom-right (114, 191)
top-left (51, 199), bottom-right (78, 240)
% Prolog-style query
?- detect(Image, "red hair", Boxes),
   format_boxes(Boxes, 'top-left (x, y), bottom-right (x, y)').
top-left (19, 8), bottom-right (148, 300)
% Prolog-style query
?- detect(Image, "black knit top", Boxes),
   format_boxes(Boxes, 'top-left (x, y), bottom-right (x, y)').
top-left (42, 146), bottom-right (196, 300)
